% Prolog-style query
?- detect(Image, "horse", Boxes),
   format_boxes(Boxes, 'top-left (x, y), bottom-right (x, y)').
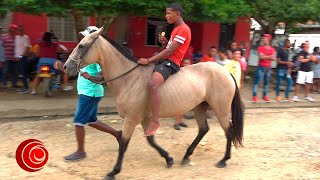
top-left (64, 27), bottom-right (244, 180)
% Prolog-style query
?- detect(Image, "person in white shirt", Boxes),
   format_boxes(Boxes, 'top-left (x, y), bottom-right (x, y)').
top-left (15, 26), bottom-right (31, 94)
top-left (216, 48), bottom-right (231, 66)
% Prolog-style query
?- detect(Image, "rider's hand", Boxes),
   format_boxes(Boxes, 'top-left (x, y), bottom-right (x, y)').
top-left (81, 72), bottom-right (91, 79)
top-left (158, 34), bottom-right (168, 46)
top-left (138, 58), bottom-right (149, 65)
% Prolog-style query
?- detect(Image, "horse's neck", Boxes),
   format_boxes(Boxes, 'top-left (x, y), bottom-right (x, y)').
top-left (98, 43), bottom-right (139, 95)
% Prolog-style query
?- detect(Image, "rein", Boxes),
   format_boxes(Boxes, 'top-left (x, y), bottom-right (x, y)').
top-left (96, 64), bottom-right (140, 84)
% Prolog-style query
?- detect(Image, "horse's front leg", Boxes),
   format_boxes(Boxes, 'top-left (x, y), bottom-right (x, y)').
top-left (141, 119), bottom-right (174, 168)
top-left (104, 119), bottom-right (138, 180)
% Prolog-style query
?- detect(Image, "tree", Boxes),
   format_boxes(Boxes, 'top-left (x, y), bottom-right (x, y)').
top-left (2, 0), bottom-right (251, 40)
top-left (5, 0), bottom-right (319, 39)
top-left (246, 0), bottom-right (320, 35)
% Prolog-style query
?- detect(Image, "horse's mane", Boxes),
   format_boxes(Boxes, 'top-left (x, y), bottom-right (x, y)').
top-left (101, 34), bottom-right (137, 63)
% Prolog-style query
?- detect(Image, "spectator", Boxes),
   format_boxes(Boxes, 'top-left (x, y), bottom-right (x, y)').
top-left (2, 24), bottom-right (18, 88)
top-left (183, 45), bottom-right (194, 60)
top-left (192, 49), bottom-right (203, 64)
top-left (252, 34), bottom-right (276, 103)
top-left (0, 26), bottom-right (4, 95)
top-left (15, 25), bottom-right (31, 94)
top-left (293, 41), bottom-right (317, 102)
top-left (231, 49), bottom-right (243, 87)
top-left (200, 46), bottom-right (217, 62)
top-left (173, 58), bottom-right (192, 130)
top-left (227, 41), bottom-right (237, 59)
top-left (216, 48), bottom-right (230, 66)
top-left (312, 47), bottom-right (320, 93)
top-left (31, 32), bottom-right (69, 94)
top-left (217, 48), bottom-right (241, 87)
top-left (51, 36), bottom-right (73, 91)
top-left (275, 39), bottom-right (294, 102)
top-left (239, 49), bottom-right (247, 87)
top-left (239, 41), bottom-right (247, 58)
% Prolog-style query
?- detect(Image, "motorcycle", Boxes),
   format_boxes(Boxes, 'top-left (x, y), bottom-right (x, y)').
top-left (38, 64), bottom-right (60, 97)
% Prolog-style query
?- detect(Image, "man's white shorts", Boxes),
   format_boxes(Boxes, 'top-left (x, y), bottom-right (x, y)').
top-left (296, 71), bottom-right (314, 84)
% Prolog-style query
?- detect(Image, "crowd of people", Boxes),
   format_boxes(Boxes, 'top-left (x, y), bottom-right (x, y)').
top-left (252, 35), bottom-right (320, 103)
top-left (0, 24), bottom-right (73, 96)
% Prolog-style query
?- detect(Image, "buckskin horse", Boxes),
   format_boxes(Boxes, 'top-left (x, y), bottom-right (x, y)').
top-left (64, 27), bottom-right (244, 180)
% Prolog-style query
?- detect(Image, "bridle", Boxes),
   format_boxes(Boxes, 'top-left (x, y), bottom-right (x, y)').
top-left (69, 28), bottom-right (139, 84)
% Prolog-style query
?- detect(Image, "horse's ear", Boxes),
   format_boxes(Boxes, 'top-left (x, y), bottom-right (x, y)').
top-left (98, 26), bottom-right (107, 37)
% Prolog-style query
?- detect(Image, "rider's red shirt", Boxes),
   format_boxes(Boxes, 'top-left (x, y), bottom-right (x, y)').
top-left (166, 24), bottom-right (191, 67)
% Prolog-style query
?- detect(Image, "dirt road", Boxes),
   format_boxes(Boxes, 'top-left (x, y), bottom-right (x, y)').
top-left (1, 108), bottom-right (319, 180)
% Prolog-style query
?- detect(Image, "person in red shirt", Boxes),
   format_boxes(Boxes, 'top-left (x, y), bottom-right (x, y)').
top-left (138, 3), bottom-right (191, 136)
top-left (200, 46), bottom-right (217, 63)
top-left (31, 32), bottom-right (68, 94)
top-left (252, 34), bottom-right (276, 103)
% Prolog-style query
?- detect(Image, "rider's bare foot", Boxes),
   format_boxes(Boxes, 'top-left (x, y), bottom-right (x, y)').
top-left (144, 120), bottom-right (160, 136)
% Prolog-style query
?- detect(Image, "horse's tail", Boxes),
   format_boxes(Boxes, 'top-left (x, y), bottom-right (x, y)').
top-left (230, 74), bottom-right (244, 147)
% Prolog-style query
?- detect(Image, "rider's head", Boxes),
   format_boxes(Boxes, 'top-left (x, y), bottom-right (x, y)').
top-left (166, 3), bottom-right (184, 24)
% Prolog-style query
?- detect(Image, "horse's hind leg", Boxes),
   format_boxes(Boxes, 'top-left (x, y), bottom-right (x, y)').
top-left (181, 102), bottom-right (209, 165)
top-left (141, 120), bottom-right (174, 168)
top-left (216, 124), bottom-right (232, 168)
top-left (212, 108), bottom-right (232, 168)
top-left (104, 119), bottom-right (138, 180)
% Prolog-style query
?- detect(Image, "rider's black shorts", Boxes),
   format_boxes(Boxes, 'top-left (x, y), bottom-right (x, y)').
top-left (154, 59), bottom-right (180, 81)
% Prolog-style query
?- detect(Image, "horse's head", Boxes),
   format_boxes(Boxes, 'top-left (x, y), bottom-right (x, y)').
top-left (64, 27), bottom-right (105, 76)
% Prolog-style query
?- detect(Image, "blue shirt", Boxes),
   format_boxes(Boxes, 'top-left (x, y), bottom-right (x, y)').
top-left (77, 63), bottom-right (104, 97)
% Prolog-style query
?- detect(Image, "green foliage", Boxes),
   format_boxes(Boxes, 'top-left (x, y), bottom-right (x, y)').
top-left (1, 0), bottom-right (250, 23)
top-left (2, 0), bottom-right (319, 26)
top-left (247, 0), bottom-right (320, 33)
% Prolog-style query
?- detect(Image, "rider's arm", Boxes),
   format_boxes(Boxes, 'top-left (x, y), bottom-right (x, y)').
top-left (148, 41), bottom-right (180, 63)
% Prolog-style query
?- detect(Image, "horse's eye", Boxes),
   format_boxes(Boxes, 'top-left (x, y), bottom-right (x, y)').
top-left (79, 44), bottom-right (84, 49)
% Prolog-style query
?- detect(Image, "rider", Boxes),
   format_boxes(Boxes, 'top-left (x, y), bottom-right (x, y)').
top-left (138, 3), bottom-right (191, 136)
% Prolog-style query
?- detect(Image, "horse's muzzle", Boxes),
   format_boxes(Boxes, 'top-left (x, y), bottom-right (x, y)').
top-left (64, 59), bottom-right (78, 76)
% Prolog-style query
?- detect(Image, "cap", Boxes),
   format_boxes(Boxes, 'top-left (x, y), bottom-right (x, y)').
top-left (263, 34), bottom-right (272, 41)
top-left (79, 26), bottom-right (99, 37)
top-left (9, 24), bottom-right (18, 29)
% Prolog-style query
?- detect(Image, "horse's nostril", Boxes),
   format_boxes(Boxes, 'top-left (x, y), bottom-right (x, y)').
top-left (63, 65), bottom-right (67, 70)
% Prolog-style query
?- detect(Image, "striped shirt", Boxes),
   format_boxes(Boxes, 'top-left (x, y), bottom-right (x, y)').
top-left (2, 34), bottom-right (15, 60)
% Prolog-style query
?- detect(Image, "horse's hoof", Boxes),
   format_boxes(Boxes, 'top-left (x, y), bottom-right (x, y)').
top-left (216, 161), bottom-right (227, 168)
top-left (181, 158), bottom-right (190, 166)
top-left (166, 158), bottom-right (174, 168)
top-left (103, 175), bottom-right (115, 180)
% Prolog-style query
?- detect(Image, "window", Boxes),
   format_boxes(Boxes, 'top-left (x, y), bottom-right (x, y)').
top-left (48, 16), bottom-right (89, 42)
top-left (146, 18), bottom-right (174, 46)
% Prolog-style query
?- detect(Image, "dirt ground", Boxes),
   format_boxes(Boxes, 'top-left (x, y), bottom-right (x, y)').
top-left (0, 108), bottom-right (319, 180)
